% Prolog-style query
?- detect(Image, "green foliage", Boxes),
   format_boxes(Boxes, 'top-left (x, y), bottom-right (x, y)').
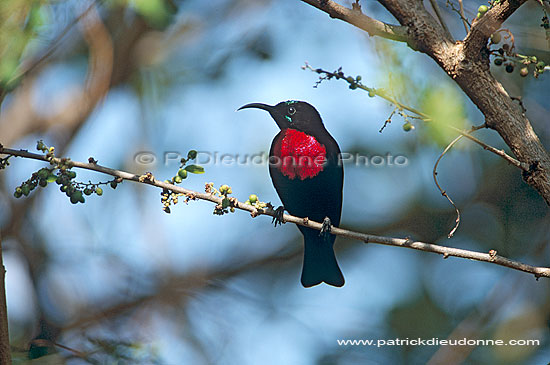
top-left (0, 0), bottom-right (47, 90)
top-left (125, 0), bottom-right (175, 28)
top-left (184, 164), bottom-right (205, 174)
top-left (420, 85), bottom-right (466, 147)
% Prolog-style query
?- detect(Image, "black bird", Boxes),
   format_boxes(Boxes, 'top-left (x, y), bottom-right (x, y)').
top-left (238, 100), bottom-right (344, 287)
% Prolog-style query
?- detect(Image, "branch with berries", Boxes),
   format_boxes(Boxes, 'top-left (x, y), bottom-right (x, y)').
top-left (302, 63), bottom-right (532, 235)
top-left (2, 143), bottom-right (549, 280)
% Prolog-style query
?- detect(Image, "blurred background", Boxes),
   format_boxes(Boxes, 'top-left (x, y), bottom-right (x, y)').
top-left (0, 0), bottom-right (549, 363)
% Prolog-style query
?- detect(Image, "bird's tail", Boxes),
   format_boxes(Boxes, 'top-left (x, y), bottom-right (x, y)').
top-left (300, 228), bottom-right (344, 287)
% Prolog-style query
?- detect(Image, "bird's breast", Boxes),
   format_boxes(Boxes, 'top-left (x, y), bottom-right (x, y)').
top-left (272, 128), bottom-right (326, 180)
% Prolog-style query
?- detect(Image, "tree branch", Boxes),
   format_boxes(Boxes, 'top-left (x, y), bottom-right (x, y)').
top-left (2, 146), bottom-right (550, 279)
top-left (0, 232), bottom-right (11, 364)
top-left (304, 64), bottom-right (527, 171)
top-left (305, 0), bottom-right (550, 204)
top-left (464, 0), bottom-right (527, 59)
top-left (300, 0), bottom-right (410, 44)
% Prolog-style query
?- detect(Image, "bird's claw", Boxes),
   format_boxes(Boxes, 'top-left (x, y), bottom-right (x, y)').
top-left (272, 206), bottom-right (285, 227)
top-left (319, 217), bottom-right (332, 240)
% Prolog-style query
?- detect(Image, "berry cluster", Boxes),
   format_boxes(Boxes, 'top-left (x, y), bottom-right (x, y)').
top-left (490, 31), bottom-right (546, 78)
top-left (244, 193), bottom-right (267, 210)
top-left (13, 141), bottom-right (111, 204)
top-left (204, 183), bottom-right (237, 215)
top-left (0, 155), bottom-right (10, 170)
top-left (160, 150), bottom-right (203, 213)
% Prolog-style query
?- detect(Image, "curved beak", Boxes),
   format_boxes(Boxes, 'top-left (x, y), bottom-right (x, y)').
top-left (237, 102), bottom-right (273, 112)
top-left (237, 102), bottom-right (287, 130)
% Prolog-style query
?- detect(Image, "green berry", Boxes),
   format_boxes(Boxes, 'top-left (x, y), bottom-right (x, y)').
top-left (349, 84), bottom-right (357, 90)
top-left (178, 169), bottom-right (188, 179)
top-left (221, 198), bottom-right (230, 209)
top-left (14, 190), bottom-right (22, 198)
top-left (478, 5), bottom-right (488, 14)
top-left (403, 122), bottom-right (414, 132)
top-left (536, 61), bottom-right (545, 69)
top-left (505, 64), bottom-right (514, 73)
top-left (494, 58), bottom-right (503, 66)
top-left (187, 150), bottom-right (198, 160)
top-left (174, 175), bottom-right (183, 184)
top-left (520, 67), bottom-right (529, 77)
top-left (355, 75), bottom-right (362, 81)
top-left (95, 187), bottom-right (103, 196)
top-left (368, 90), bottom-right (375, 97)
top-left (39, 179), bottom-right (48, 187)
top-left (345, 76), bottom-right (354, 83)
top-left (70, 191), bottom-right (83, 204)
top-left (65, 186), bottom-right (75, 196)
top-left (37, 169), bottom-right (49, 180)
top-left (21, 185), bottom-right (30, 196)
top-left (249, 194), bottom-right (258, 204)
top-left (84, 188), bottom-right (92, 196)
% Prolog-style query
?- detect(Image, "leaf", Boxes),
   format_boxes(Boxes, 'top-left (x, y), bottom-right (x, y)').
top-left (46, 174), bottom-right (57, 183)
top-left (184, 164), bottom-right (204, 174)
top-left (420, 84), bottom-right (467, 147)
top-left (128, 0), bottom-right (174, 29)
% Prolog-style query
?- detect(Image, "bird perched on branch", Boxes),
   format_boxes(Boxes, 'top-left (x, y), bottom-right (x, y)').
top-left (239, 100), bottom-right (344, 287)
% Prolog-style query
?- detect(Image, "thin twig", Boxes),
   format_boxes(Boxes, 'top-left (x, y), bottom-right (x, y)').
top-left (449, 126), bottom-right (527, 170)
top-left (1, 146), bottom-right (550, 279)
top-left (458, 0), bottom-right (470, 33)
top-left (304, 64), bottom-right (525, 171)
top-left (433, 135), bottom-right (463, 238)
top-left (429, 0), bottom-right (452, 39)
top-left (303, 63), bottom-right (431, 120)
top-left (445, 0), bottom-right (471, 34)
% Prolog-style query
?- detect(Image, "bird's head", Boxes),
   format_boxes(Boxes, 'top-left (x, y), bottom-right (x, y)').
top-left (238, 100), bottom-right (325, 135)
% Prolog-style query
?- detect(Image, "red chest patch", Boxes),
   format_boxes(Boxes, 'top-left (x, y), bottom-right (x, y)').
top-left (274, 129), bottom-right (326, 180)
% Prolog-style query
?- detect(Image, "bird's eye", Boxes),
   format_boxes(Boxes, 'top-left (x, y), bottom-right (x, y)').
top-left (288, 106), bottom-right (296, 115)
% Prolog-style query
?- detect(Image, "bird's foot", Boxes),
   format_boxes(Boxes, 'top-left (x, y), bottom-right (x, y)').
top-left (272, 206), bottom-right (285, 227)
top-left (319, 217), bottom-right (332, 240)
